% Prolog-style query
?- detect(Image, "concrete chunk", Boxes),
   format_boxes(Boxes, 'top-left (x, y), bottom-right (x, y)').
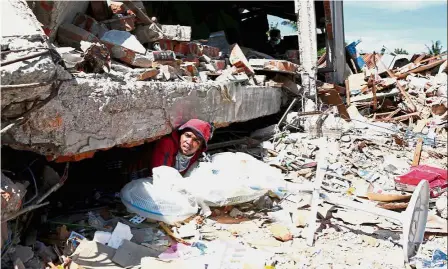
top-left (160, 25), bottom-right (191, 41)
top-left (101, 30), bottom-right (145, 54)
top-left (4, 78), bottom-right (283, 159)
top-left (101, 30), bottom-right (151, 67)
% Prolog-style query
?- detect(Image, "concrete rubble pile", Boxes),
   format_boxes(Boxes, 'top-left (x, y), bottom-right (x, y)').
top-left (46, 0), bottom-right (303, 86)
top-left (2, 63), bottom-right (446, 269)
top-left (1, 0), bottom-right (303, 161)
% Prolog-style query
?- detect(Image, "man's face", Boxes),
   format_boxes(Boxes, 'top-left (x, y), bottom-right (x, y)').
top-left (179, 131), bottom-right (202, 156)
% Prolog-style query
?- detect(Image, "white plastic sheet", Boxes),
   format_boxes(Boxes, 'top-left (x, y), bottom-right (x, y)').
top-left (120, 170), bottom-right (198, 225)
top-left (183, 152), bottom-right (287, 206)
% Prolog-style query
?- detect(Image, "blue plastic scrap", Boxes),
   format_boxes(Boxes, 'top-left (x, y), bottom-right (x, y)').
top-left (421, 249), bottom-right (447, 268)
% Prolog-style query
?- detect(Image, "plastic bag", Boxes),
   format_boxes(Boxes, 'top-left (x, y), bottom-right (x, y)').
top-left (120, 174), bottom-right (198, 225)
top-left (184, 152), bottom-right (286, 206)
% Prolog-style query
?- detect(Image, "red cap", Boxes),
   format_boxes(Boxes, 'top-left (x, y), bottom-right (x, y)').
top-left (178, 119), bottom-right (213, 147)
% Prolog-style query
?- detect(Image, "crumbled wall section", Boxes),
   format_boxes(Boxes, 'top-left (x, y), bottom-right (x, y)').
top-left (1, 0), bottom-right (71, 121)
top-left (4, 74), bottom-right (283, 157)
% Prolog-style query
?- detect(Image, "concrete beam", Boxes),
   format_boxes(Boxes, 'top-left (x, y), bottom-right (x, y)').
top-left (3, 74), bottom-right (284, 159)
top-left (296, 0), bottom-right (318, 98)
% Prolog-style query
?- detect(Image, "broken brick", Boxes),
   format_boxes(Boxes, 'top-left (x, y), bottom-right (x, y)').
top-left (264, 60), bottom-right (300, 73)
top-left (173, 42), bottom-right (189, 56)
top-left (182, 63), bottom-right (199, 76)
top-left (56, 24), bottom-right (100, 50)
top-left (202, 45), bottom-right (220, 58)
top-left (229, 43), bottom-right (254, 76)
top-left (211, 60), bottom-right (226, 71)
top-left (137, 69), bottom-right (159, 81)
top-left (159, 39), bottom-right (177, 51)
top-left (183, 56), bottom-right (200, 67)
top-left (148, 51), bottom-right (176, 62)
top-left (101, 30), bottom-right (152, 68)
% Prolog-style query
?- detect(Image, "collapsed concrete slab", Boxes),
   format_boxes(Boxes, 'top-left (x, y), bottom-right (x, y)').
top-left (3, 72), bottom-right (284, 160)
top-left (1, 0), bottom-right (72, 120)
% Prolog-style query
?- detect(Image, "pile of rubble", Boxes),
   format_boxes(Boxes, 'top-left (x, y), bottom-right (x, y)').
top-left (1, 1), bottom-right (447, 269)
top-left (52, 1), bottom-right (302, 88)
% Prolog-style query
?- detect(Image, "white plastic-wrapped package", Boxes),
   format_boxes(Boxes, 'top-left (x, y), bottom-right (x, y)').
top-left (120, 172), bottom-right (198, 225)
top-left (184, 152), bottom-right (287, 206)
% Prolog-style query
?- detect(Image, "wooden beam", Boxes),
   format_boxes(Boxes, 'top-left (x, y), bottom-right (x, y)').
top-left (345, 79), bottom-right (350, 106)
top-left (412, 138), bottom-right (424, 167)
top-left (396, 59), bottom-right (447, 79)
top-left (396, 81), bottom-right (417, 112)
top-left (371, 75), bottom-right (377, 111)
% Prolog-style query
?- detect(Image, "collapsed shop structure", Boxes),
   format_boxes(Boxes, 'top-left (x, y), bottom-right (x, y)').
top-left (5, 1), bottom-right (448, 269)
top-left (1, 0), bottom-right (346, 162)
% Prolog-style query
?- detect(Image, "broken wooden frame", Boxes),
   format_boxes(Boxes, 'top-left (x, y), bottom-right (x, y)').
top-left (302, 159), bottom-right (430, 263)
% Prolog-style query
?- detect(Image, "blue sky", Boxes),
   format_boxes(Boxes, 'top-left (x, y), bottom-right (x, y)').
top-left (344, 1), bottom-right (447, 54)
top-left (268, 1), bottom-right (447, 54)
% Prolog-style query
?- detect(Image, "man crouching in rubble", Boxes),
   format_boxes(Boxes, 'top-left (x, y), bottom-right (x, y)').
top-left (149, 119), bottom-right (213, 176)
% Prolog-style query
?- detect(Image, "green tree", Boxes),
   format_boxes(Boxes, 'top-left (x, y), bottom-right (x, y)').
top-left (281, 20), bottom-right (297, 31)
top-left (317, 47), bottom-right (326, 57)
top-left (426, 40), bottom-right (443, 55)
top-left (393, 48), bottom-right (409, 55)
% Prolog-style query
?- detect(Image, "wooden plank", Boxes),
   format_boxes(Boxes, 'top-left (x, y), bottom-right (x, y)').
top-left (306, 149), bottom-right (328, 246)
top-left (396, 59), bottom-right (447, 79)
top-left (345, 79), bottom-right (351, 106)
top-left (350, 88), bottom-right (400, 103)
top-left (419, 52), bottom-right (447, 64)
top-left (396, 81), bottom-right (417, 112)
top-left (371, 75), bottom-right (377, 111)
top-left (413, 54), bottom-right (427, 64)
top-left (273, 74), bottom-right (302, 96)
top-left (412, 138), bottom-right (424, 167)
top-left (391, 112), bottom-right (420, 122)
top-left (378, 58), bottom-right (397, 78)
top-left (385, 108), bottom-right (401, 120)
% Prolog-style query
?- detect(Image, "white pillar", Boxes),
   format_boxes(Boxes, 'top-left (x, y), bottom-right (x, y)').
top-left (296, 0), bottom-right (318, 99)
